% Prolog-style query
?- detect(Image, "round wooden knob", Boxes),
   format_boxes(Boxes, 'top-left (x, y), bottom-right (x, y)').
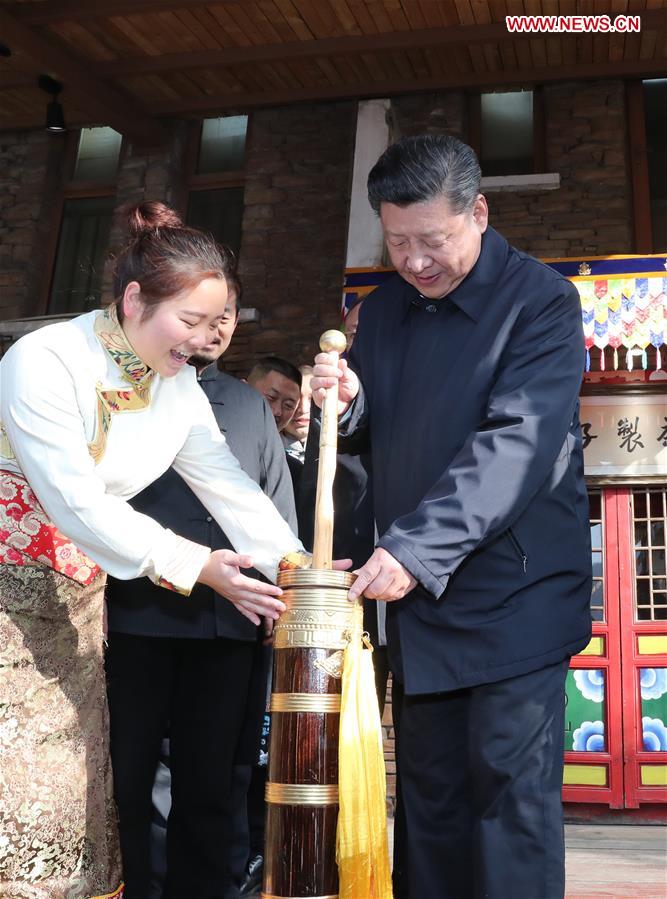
top-left (319, 329), bottom-right (347, 354)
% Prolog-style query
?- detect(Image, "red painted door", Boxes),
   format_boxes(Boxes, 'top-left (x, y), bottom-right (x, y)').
top-left (563, 487), bottom-right (667, 808)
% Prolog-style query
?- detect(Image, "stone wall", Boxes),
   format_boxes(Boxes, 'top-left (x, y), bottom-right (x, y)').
top-left (234, 100), bottom-right (357, 374)
top-left (0, 130), bottom-right (67, 319)
top-left (0, 82), bottom-right (636, 365)
top-left (102, 123), bottom-right (188, 300)
top-left (386, 81), bottom-right (633, 260)
top-left (487, 80), bottom-right (633, 258)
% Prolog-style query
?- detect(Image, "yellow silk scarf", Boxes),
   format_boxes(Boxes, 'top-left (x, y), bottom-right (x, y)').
top-left (336, 614), bottom-right (393, 899)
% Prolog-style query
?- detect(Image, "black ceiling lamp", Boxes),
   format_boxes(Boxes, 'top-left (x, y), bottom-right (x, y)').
top-left (38, 74), bottom-right (66, 133)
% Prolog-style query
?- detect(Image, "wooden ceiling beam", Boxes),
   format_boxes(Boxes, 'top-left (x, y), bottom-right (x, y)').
top-left (0, 8), bottom-right (167, 145)
top-left (11, 0), bottom-right (243, 25)
top-left (148, 56), bottom-right (667, 116)
top-left (97, 23), bottom-right (532, 76)
top-left (11, 1), bottom-right (667, 35)
top-left (92, 8), bottom-right (667, 78)
top-left (0, 72), bottom-right (35, 90)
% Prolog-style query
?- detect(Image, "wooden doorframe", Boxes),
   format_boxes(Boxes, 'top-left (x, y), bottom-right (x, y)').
top-left (617, 486), bottom-right (667, 807)
top-left (563, 487), bottom-right (625, 807)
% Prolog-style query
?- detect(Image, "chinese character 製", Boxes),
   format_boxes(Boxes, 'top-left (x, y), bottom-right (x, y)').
top-left (617, 417), bottom-right (644, 454)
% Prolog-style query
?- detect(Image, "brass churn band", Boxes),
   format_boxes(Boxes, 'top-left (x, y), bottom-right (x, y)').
top-left (277, 568), bottom-right (355, 589)
top-left (270, 692), bottom-right (341, 713)
top-left (273, 626), bottom-right (351, 651)
top-left (261, 894), bottom-right (339, 899)
top-left (273, 589), bottom-right (363, 650)
top-left (265, 782), bottom-right (339, 806)
top-left (281, 590), bottom-right (360, 609)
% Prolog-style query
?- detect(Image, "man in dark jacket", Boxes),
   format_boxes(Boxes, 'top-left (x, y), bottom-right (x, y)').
top-left (105, 276), bottom-right (296, 899)
top-left (312, 135), bottom-right (592, 899)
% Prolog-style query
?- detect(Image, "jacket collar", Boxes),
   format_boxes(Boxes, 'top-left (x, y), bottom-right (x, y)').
top-left (446, 226), bottom-right (509, 321)
top-left (401, 226), bottom-right (509, 323)
top-left (196, 362), bottom-right (222, 384)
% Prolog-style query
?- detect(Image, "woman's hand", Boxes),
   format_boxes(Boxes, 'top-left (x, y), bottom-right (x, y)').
top-left (198, 549), bottom-right (286, 626)
top-left (311, 353), bottom-right (359, 412)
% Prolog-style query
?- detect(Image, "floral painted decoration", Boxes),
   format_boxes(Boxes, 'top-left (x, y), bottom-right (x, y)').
top-left (88, 304), bottom-right (156, 463)
top-left (642, 716), bottom-right (667, 752)
top-left (640, 667), bottom-right (667, 701)
top-left (573, 668), bottom-right (605, 704)
top-left (0, 470), bottom-right (100, 585)
top-left (572, 720), bottom-right (605, 752)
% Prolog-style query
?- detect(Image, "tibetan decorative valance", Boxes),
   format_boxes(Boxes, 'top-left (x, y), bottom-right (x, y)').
top-left (344, 254), bottom-right (667, 373)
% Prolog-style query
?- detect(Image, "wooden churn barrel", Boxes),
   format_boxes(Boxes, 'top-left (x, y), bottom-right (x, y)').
top-left (263, 566), bottom-right (361, 899)
top-left (263, 329), bottom-right (360, 899)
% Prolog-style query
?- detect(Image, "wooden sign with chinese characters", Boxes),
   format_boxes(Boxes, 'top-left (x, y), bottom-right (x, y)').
top-left (580, 395), bottom-right (667, 479)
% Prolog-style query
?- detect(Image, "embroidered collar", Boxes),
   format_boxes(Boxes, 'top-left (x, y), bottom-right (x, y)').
top-left (94, 303), bottom-right (156, 395)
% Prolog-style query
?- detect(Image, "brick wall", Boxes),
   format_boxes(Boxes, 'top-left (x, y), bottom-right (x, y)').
top-left (0, 82), bottom-right (636, 364)
top-left (102, 124), bottom-right (188, 300)
top-left (488, 80), bottom-right (633, 258)
top-left (387, 81), bottom-right (633, 260)
top-left (0, 130), bottom-right (67, 319)
top-left (233, 100), bottom-right (356, 375)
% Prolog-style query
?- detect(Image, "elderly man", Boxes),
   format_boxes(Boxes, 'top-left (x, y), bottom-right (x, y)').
top-left (312, 134), bottom-right (592, 899)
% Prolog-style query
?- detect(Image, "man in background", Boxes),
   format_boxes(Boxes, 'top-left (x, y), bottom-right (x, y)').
top-left (246, 356), bottom-right (301, 433)
top-left (281, 364), bottom-right (313, 466)
top-left (343, 297), bottom-right (363, 353)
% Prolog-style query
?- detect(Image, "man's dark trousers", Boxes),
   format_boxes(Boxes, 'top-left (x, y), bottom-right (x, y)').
top-left (398, 659), bottom-right (569, 899)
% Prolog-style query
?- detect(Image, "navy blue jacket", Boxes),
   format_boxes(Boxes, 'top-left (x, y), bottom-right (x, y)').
top-left (343, 226), bottom-right (592, 694)
top-left (106, 368), bottom-right (297, 642)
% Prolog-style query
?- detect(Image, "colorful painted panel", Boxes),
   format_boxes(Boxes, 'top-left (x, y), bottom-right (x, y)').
top-left (576, 277), bottom-right (667, 372)
top-left (640, 668), bottom-right (667, 752)
top-left (343, 256), bottom-right (667, 373)
top-left (564, 669), bottom-right (606, 752)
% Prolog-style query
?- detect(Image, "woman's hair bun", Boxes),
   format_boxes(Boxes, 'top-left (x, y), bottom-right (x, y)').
top-left (126, 201), bottom-right (183, 236)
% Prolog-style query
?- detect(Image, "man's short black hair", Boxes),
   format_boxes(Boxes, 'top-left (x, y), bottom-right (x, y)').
top-left (247, 356), bottom-right (302, 388)
top-left (226, 269), bottom-right (243, 314)
top-left (367, 134), bottom-right (481, 216)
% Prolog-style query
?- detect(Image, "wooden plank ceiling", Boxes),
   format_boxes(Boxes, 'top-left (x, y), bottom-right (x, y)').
top-left (0, 0), bottom-right (666, 144)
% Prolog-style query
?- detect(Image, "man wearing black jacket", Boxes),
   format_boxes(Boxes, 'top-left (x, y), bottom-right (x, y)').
top-left (105, 277), bottom-right (296, 899)
top-left (312, 135), bottom-right (592, 899)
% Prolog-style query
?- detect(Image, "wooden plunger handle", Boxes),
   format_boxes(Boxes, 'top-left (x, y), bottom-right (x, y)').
top-left (312, 329), bottom-right (347, 570)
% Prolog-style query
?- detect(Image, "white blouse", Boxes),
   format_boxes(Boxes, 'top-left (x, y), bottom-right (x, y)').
top-left (0, 308), bottom-right (303, 593)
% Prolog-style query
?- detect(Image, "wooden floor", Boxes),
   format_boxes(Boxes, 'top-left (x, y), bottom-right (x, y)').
top-left (388, 821), bottom-right (667, 898)
top-left (564, 824), bottom-right (666, 899)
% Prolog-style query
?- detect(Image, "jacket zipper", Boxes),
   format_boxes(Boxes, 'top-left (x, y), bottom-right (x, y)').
top-left (507, 528), bottom-right (528, 573)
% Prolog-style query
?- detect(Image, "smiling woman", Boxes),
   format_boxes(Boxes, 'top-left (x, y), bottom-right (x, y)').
top-left (121, 277), bottom-right (230, 377)
top-left (0, 202), bottom-right (305, 898)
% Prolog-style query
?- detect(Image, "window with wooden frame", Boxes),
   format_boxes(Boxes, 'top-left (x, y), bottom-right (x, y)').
top-left (47, 127), bottom-right (122, 315)
top-left (182, 115), bottom-right (248, 259)
top-left (469, 87), bottom-right (545, 177)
